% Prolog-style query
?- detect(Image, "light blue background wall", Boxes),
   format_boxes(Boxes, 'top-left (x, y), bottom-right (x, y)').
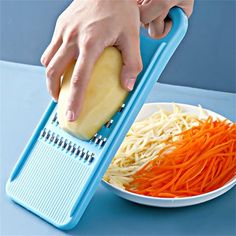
top-left (0, 0), bottom-right (235, 93)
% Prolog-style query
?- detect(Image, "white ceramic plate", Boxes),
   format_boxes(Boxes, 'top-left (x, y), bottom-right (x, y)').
top-left (102, 103), bottom-right (236, 207)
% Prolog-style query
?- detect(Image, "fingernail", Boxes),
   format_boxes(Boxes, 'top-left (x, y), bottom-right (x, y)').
top-left (66, 110), bottom-right (74, 121)
top-left (126, 79), bottom-right (136, 91)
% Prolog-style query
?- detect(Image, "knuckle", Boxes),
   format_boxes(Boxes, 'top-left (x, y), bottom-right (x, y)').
top-left (188, 7), bottom-right (194, 17)
top-left (48, 88), bottom-right (54, 98)
top-left (46, 65), bottom-right (56, 79)
top-left (138, 60), bottom-right (143, 72)
top-left (64, 28), bottom-right (78, 43)
top-left (157, 0), bottom-right (171, 14)
top-left (71, 75), bottom-right (81, 87)
top-left (55, 16), bottom-right (65, 33)
top-left (56, 14), bottom-right (64, 27)
top-left (139, 9), bottom-right (149, 24)
top-left (131, 29), bottom-right (140, 39)
top-left (46, 80), bottom-right (57, 99)
top-left (150, 0), bottom-right (170, 9)
top-left (72, 74), bottom-right (88, 90)
top-left (131, 60), bottom-right (143, 74)
top-left (138, 11), bottom-right (147, 24)
top-left (162, 0), bottom-right (171, 8)
top-left (82, 36), bottom-right (95, 49)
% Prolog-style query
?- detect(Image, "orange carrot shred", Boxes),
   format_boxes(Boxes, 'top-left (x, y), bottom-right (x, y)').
top-left (125, 117), bottom-right (236, 198)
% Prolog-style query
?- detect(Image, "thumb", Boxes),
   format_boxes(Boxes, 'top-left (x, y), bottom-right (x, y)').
top-left (118, 37), bottom-right (143, 91)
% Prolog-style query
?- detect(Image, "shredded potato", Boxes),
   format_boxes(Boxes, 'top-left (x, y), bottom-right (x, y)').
top-left (103, 104), bottom-right (207, 189)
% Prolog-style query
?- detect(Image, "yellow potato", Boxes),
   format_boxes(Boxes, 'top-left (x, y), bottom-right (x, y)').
top-left (57, 47), bottom-right (128, 140)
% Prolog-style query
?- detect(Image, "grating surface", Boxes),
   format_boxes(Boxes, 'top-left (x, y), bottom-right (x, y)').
top-left (7, 140), bottom-right (92, 225)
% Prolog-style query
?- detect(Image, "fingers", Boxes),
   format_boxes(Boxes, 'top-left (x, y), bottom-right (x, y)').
top-left (178, 0), bottom-right (194, 17)
top-left (139, 0), bottom-right (193, 39)
top-left (41, 39), bottom-right (62, 67)
top-left (148, 12), bottom-right (172, 39)
top-left (139, 0), bottom-right (176, 25)
top-left (41, 21), bottom-right (63, 66)
top-left (117, 35), bottom-right (143, 91)
top-left (66, 45), bottom-right (104, 121)
top-left (45, 43), bottom-right (76, 101)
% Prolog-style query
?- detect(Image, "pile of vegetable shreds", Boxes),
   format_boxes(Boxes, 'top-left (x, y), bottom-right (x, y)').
top-left (125, 117), bottom-right (236, 198)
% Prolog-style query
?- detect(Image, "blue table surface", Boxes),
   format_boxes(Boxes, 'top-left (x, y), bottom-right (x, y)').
top-left (0, 60), bottom-right (235, 236)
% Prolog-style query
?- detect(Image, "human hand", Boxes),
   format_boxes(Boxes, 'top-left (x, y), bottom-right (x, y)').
top-left (137, 0), bottom-right (194, 38)
top-left (41, 0), bottom-right (142, 121)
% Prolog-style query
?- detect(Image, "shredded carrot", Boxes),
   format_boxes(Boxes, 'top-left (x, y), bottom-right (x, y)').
top-left (125, 117), bottom-right (236, 198)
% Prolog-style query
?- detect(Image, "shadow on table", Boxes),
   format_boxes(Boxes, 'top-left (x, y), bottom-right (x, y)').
top-left (67, 185), bottom-right (236, 236)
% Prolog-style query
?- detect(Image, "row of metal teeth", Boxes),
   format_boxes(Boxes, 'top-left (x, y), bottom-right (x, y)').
top-left (90, 103), bottom-right (126, 146)
top-left (90, 134), bottom-right (107, 147)
top-left (51, 113), bottom-right (59, 126)
top-left (49, 103), bottom-right (126, 148)
top-left (104, 104), bottom-right (125, 128)
top-left (92, 103), bottom-right (125, 145)
top-left (40, 128), bottom-right (95, 163)
top-left (119, 104), bottom-right (126, 112)
top-left (105, 119), bottom-right (113, 128)
top-left (51, 103), bottom-right (125, 128)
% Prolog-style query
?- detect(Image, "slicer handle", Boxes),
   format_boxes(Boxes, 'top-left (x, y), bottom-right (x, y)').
top-left (163, 7), bottom-right (188, 44)
top-left (139, 7), bottom-right (188, 74)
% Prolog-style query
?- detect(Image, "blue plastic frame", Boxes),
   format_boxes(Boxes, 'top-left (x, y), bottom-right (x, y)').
top-left (6, 8), bottom-right (188, 230)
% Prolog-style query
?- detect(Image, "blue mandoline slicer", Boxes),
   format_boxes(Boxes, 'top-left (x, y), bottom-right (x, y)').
top-left (6, 8), bottom-right (188, 230)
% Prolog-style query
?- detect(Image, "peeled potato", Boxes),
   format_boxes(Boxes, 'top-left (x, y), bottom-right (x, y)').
top-left (57, 47), bottom-right (128, 140)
